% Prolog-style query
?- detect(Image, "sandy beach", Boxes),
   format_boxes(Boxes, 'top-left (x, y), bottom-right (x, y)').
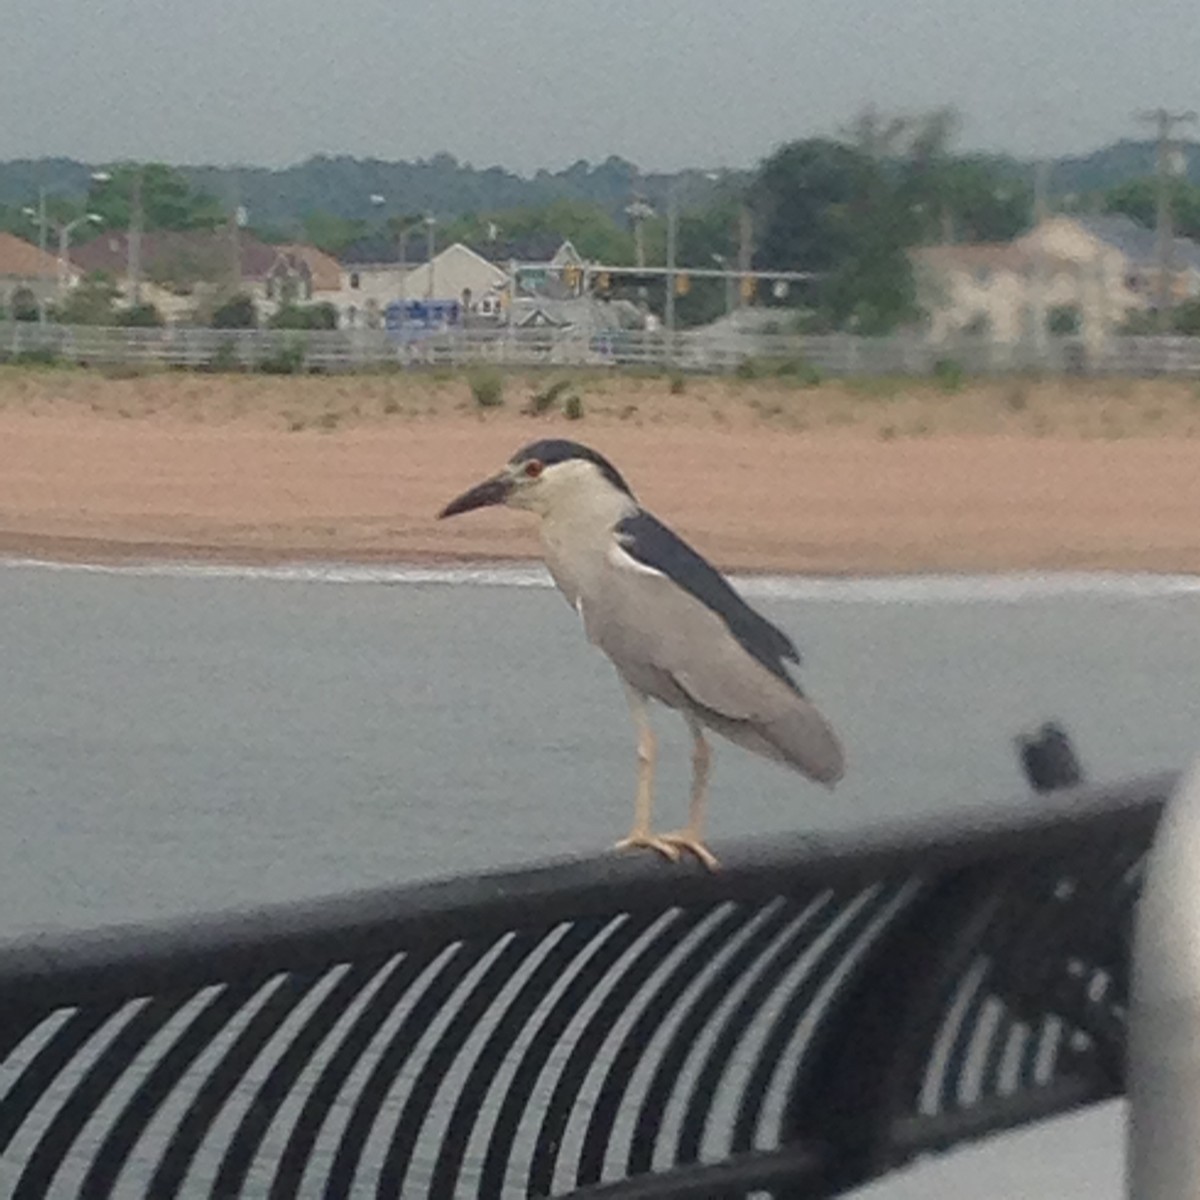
top-left (3, 367), bottom-right (1200, 574)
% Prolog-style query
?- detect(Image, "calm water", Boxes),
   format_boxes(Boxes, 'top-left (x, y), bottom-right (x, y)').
top-left (1, 559), bottom-right (1198, 1197)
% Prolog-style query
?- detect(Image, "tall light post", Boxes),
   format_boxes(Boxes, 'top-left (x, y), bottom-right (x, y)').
top-left (712, 254), bottom-right (735, 317)
top-left (664, 188), bottom-right (678, 339)
top-left (56, 214), bottom-right (103, 298)
top-left (90, 168), bottom-right (144, 306)
top-left (625, 195), bottom-right (654, 270)
top-left (369, 196), bottom-right (431, 332)
top-left (424, 214), bottom-right (436, 302)
top-left (22, 200), bottom-right (102, 314)
top-left (20, 187), bottom-right (49, 323)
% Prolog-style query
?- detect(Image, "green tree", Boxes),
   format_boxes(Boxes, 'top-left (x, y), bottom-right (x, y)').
top-left (443, 200), bottom-right (635, 264)
top-left (210, 293), bottom-right (258, 329)
top-left (10, 287), bottom-right (39, 321)
top-left (52, 272), bottom-right (119, 325)
top-left (0, 204), bottom-right (29, 236)
top-left (116, 302), bottom-right (165, 327)
top-left (751, 138), bottom-right (916, 331)
top-left (1103, 178), bottom-right (1200, 240)
top-left (86, 163), bottom-right (225, 233)
top-left (924, 159), bottom-right (1031, 243)
top-left (269, 302), bottom-right (338, 330)
top-left (301, 210), bottom-right (368, 255)
top-left (669, 199), bottom-right (743, 327)
top-left (1171, 298), bottom-right (1200, 334)
top-left (847, 106), bottom-right (1030, 244)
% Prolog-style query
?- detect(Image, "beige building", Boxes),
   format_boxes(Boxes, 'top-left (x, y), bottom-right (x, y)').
top-left (1019, 213), bottom-right (1200, 305)
top-left (914, 214), bottom-right (1200, 347)
top-left (912, 242), bottom-right (1104, 344)
top-left (334, 242), bottom-right (510, 328)
top-left (402, 243), bottom-right (509, 312)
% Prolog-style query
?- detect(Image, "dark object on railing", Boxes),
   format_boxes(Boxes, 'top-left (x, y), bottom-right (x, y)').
top-left (0, 772), bottom-right (1172, 1198)
top-left (1018, 721), bottom-right (1084, 793)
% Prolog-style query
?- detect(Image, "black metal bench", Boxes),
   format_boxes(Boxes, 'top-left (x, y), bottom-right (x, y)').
top-left (0, 771), bottom-right (1171, 1198)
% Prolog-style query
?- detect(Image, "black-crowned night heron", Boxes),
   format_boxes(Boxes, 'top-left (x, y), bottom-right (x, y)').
top-left (439, 439), bottom-right (844, 869)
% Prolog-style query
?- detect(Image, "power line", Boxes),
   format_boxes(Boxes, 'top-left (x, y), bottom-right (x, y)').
top-left (1135, 107), bottom-right (1197, 327)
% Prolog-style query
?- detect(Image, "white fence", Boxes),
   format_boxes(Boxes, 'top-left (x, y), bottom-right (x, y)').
top-left (5, 320), bottom-right (1200, 377)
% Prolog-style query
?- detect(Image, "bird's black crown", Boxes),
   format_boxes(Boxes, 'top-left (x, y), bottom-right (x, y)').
top-left (510, 440), bottom-right (634, 497)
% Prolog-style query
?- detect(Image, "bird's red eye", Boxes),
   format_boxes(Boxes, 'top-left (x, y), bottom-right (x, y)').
top-left (524, 460), bottom-right (543, 479)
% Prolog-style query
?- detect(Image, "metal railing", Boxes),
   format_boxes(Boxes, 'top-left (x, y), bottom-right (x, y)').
top-left (6, 320), bottom-right (1200, 376)
top-left (0, 769), bottom-right (1173, 1198)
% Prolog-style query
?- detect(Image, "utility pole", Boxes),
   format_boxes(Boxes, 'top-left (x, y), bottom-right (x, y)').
top-left (36, 187), bottom-right (48, 324)
top-left (226, 173), bottom-right (243, 294)
top-left (664, 189), bottom-right (678, 339)
top-left (1031, 158), bottom-right (1052, 362)
top-left (128, 167), bottom-right (144, 308)
top-left (21, 186), bottom-right (51, 323)
top-left (1136, 107), bottom-right (1197, 330)
top-left (736, 205), bottom-right (753, 309)
top-left (626, 195), bottom-right (654, 270)
top-left (425, 214), bottom-right (436, 301)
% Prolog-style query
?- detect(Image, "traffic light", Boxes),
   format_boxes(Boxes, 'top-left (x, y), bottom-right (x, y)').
top-left (740, 276), bottom-right (757, 301)
top-left (597, 272), bottom-right (612, 292)
top-left (563, 265), bottom-right (581, 290)
top-left (674, 273), bottom-right (690, 296)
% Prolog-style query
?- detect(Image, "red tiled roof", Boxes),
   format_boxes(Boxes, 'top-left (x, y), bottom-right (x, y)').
top-left (276, 243), bottom-right (342, 292)
top-left (0, 232), bottom-right (60, 278)
top-left (70, 230), bottom-right (283, 282)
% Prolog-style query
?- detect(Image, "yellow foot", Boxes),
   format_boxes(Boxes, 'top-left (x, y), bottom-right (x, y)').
top-left (658, 831), bottom-right (720, 871)
top-left (614, 831), bottom-right (681, 863)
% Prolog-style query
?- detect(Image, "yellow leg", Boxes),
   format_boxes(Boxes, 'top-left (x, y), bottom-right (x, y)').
top-left (614, 685), bottom-right (679, 863)
top-left (660, 718), bottom-right (719, 870)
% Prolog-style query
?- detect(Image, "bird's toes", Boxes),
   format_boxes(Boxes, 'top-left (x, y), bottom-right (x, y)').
top-left (614, 832), bottom-right (681, 863)
top-left (658, 832), bottom-right (720, 872)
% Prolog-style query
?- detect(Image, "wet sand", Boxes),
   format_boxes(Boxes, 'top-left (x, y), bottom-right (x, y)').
top-left (3, 370), bottom-right (1200, 574)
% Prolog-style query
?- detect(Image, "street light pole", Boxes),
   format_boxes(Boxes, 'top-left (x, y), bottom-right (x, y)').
top-left (626, 196), bottom-right (653, 270)
top-left (1031, 158), bottom-right (1051, 363)
top-left (90, 168), bottom-right (142, 308)
top-left (1135, 108), bottom-right (1198, 330)
top-left (369, 197), bottom-right (429, 335)
top-left (129, 167), bottom-right (144, 307)
top-left (425, 215), bottom-right (436, 302)
top-left (664, 189), bottom-right (678, 340)
top-left (712, 254), bottom-right (734, 317)
top-left (36, 188), bottom-right (48, 324)
top-left (56, 213), bottom-right (103, 300)
top-left (24, 193), bottom-right (102, 317)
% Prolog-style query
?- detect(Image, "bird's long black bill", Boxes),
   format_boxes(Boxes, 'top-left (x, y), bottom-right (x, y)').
top-left (438, 473), bottom-right (512, 518)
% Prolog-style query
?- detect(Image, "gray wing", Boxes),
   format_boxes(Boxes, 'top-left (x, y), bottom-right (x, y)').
top-left (615, 511), bottom-right (801, 682)
top-left (591, 537), bottom-right (844, 784)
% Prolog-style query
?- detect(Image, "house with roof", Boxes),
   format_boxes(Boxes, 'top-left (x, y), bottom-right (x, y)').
top-left (263, 243), bottom-right (342, 308)
top-left (69, 231), bottom-right (342, 323)
top-left (1017, 213), bottom-right (1200, 306)
top-left (912, 213), bottom-right (1200, 345)
top-left (334, 240), bottom-right (510, 328)
top-left (403, 243), bottom-right (510, 316)
top-left (471, 236), bottom-right (586, 299)
top-left (911, 242), bottom-right (1102, 344)
top-left (510, 295), bottom-right (643, 333)
top-left (336, 235), bottom-right (428, 328)
top-left (0, 232), bottom-right (76, 317)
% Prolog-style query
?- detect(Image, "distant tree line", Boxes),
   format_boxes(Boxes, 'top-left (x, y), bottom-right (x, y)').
top-left (4, 116), bottom-right (1200, 333)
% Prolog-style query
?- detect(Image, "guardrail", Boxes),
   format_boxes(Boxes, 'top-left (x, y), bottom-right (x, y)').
top-left (5, 320), bottom-right (1200, 376)
top-left (0, 763), bottom-right (1172, 1198)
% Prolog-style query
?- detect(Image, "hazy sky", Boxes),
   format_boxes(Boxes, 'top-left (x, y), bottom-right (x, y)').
top-left (2, 0), bottom-right (1197, 173)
